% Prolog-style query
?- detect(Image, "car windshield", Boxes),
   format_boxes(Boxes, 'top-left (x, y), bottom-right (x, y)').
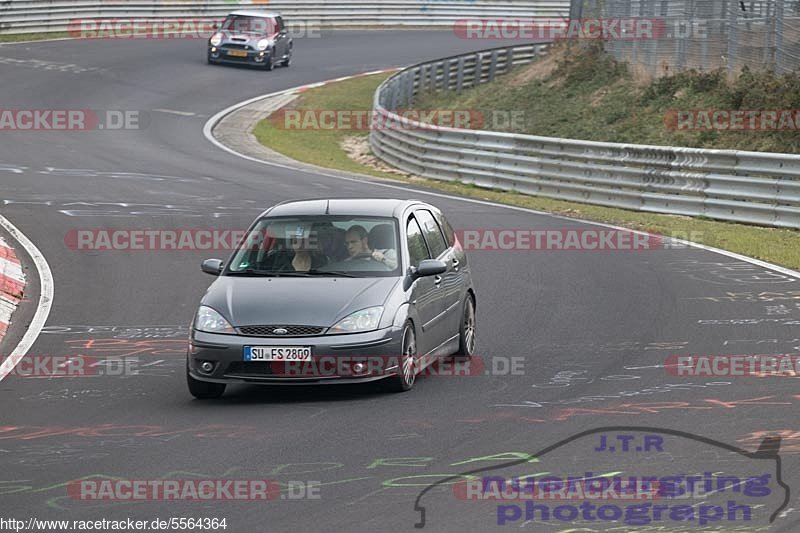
top-left (226, 216), bottom-right (402, 277)
top-left (221, 16), bottom-right (276, 34)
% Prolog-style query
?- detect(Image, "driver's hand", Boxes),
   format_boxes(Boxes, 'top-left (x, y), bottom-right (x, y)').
top-left (371, 251), bottom-right (385, 263)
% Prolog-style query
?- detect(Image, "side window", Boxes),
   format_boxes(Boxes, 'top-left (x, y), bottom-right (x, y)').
top-left (433, 210), bottom-right (456, 247)
top-left (415, 210), bottom-right (448, 258)
top-left (276, 17), bottom-right (285, 32)
top-left (406, 218), bottom-right (430, 268)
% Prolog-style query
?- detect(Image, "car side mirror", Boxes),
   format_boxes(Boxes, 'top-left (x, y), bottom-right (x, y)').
top-left (410, 259), bottom-right (447, 279)
top-left (201, 259), bottom-right (224, 275)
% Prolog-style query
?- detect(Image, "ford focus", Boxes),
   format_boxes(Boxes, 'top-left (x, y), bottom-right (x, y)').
top-left (187, 198), bottom-right (476, 398)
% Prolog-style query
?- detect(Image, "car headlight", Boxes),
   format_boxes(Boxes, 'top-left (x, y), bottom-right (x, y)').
top-left (210, 32), bottom-right (223, 46)
top-left (256, 39), bottom-right (271, 51)
top-left (328, 306), bottom-right (384, 334)
top-left (195, 306), bottom-right (235, 334)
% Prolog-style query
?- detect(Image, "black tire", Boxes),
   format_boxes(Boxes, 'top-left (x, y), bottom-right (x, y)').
top-left (386, 321), bottom-right (417, 392)
top-left (263, 53), bottom-right (273, 71)
top-left (187, 365), bottom-right (226, 399)
top-left (281, 49), bottom-right (292, 67)
top-left (454, 295), bottom-right (476, 358)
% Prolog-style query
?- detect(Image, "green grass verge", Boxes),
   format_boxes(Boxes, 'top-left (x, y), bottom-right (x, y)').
top-left (252, 73), bottom-right (800, 270)
top-left (0, 32), bottom-right (72, 43)
top-left (414, 43), bottom-right (800, 154)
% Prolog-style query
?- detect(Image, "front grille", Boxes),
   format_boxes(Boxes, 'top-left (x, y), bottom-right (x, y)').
top-left (238, 325), bottom-right (326, 337)
top-left (224, 43), bottom-right (252, 50)
top-left (226, 362), bottom-right (273, 375)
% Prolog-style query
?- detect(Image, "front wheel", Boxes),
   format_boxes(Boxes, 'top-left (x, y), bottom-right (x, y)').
top-left (281, 47), bottom-right (292, 67)
top-left (386, 321), bottom-right (417, 392)
top-left (263, 53), bottom-right (273, 71)
top-left (454, 295), bottom-right (476, 358)
top-left (187, 365), bottom-right (226, 399)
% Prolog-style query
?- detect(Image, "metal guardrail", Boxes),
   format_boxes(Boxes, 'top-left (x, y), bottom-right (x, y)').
top-left (370, 44), bottom-right (800, 229)
top-left (0, 1), bottom-right (570, 34)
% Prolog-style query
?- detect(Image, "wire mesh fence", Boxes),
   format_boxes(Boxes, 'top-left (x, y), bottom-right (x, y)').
top-left (571, 0), bottom-right (800, 75)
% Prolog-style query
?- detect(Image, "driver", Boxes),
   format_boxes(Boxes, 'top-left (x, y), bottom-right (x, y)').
top-left (344, 225), bottom-right (397, 268)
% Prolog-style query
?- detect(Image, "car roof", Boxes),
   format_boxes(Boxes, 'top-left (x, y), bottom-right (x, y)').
top-left (227, 10), bottom-right (282, 18)
top-left (260, 198), bottom-right (428, 218)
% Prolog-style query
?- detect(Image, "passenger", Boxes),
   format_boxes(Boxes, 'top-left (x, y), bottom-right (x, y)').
top-left (274, 226), bottom-right (327, 272)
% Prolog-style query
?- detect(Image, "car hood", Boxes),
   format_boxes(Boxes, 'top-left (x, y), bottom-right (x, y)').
top-left (201, 276), bottom-right (401, 328)
top-left (219, 31), bottom-right (273, 44)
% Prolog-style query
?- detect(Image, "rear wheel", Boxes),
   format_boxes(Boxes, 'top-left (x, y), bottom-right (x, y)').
top-left (454, 295), bottom-right (476, 358)
top-left (187, 364), bottom-right (226, 399)
top-left (386, 321), bottom-right (417, 392)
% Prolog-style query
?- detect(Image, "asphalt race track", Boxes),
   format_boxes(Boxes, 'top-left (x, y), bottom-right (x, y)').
top-left (1, 31), bottom-right (799, 532)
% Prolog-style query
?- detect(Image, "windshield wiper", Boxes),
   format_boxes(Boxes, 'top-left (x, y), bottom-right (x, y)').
top-left (227, 269), bottom-right (301, 277)
top-left (305, 269), bottom-right (357, 278)
top-left (227, 268), bottom-right (357, 278)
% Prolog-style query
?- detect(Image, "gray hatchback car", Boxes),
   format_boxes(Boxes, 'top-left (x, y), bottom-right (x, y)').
top-left (207, 11), bottom-right (292, 70)
top-left (187, 198), bottom-right (476, 398)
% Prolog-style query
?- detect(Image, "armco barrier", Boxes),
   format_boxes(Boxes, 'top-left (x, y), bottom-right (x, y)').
top-left (0, 1), bottom-right (570, 34)
top-left (369, 43), bottom-right (800, 229)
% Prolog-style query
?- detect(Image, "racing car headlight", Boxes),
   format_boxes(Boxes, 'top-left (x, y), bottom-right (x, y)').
top-left (210, 32), bottom-right (223, 46)
top-left (256, 39), bottom-right (271, 51)
top-left (194, 306), bottom-right (236, 334)
top-left (328, 307), bottom-right (384, 334)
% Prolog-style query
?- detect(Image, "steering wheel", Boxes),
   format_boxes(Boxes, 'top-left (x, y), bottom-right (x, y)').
top-left (351, 252), bottom-right (375, 260)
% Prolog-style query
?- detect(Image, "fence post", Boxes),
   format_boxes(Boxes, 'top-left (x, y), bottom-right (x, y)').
top-left (676, 0), bottom-right (694, 71)
top-left (568, 0), bottom-right (583, 20)
top-left (774, 0), bottom-right (784, 73)
top-left (727, 0), bottom-right (739, 76)
top-left (488, 49), bottom-right (499, 81)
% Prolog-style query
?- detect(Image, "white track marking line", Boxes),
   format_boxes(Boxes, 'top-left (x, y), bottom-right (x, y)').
top-left (153, 108), bottom-right (197, 117)
top-left (0, 214), bottom-right (54, 381)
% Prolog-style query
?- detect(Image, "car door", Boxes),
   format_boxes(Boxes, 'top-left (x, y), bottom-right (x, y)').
top-left (406, 215), bottom-right (446, 357)
top-left (415, 209), bottom-right (463, 340)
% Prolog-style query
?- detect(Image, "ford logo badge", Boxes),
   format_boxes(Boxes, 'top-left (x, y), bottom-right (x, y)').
top-left (273, 328), bottom-right (288, 335)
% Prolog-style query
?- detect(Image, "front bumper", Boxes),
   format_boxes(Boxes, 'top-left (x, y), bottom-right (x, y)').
top-left (188, 326), bottom-right (405, 385)
top-left (208, 46), bottom-right (270, 66)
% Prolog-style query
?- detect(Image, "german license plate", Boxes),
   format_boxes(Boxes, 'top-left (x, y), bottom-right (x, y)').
top-left (244, 346), bottom-right (312, 361)
top-left (227, 49), bottom-right (248, 58)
